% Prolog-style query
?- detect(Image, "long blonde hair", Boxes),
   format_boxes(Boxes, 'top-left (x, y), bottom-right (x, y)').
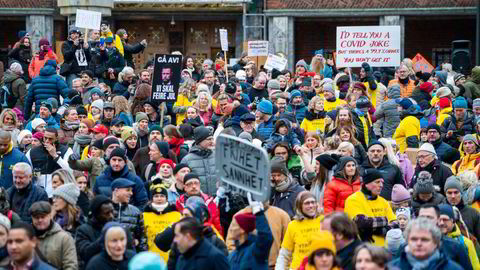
top-left (112, 96), bottom-right (129, 115)
top-left (0, 109), bottom-right (17, 129)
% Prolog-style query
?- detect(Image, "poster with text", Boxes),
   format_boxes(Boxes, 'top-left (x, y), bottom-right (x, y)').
top-left (151, 54), bottom-right (182, 102)
top-left (336, 26), bottom-right (401, 67)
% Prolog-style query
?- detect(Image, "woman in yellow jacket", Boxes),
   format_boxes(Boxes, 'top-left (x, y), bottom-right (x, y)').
top-left (172, 78), bottom-right (196, 125)
top-left (297, 230), bottom-right (340, 270)
top-left (452, 134), bottom-right (480, 175)
top-left (301, 96), bottom-right (326, 134)
top-left (393, 98), bottom-right (420, 153)
top-left (276, 191), bottom-right (322, 270)
top-left (345, 169), bottom-right (396, 247)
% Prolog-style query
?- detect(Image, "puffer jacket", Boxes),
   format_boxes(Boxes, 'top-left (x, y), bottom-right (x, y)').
top-left (430, 137), bottom-right (461, 165)
top-left (286, 102), bottom-right (307, 124)
top-left (265, 119), bottom-right (301, 151)
top-left (374, 88), bottom-right (401, 138)
top-left (36, 222), bottom-right (78, 270)
top-left (463, 66), bottom-right (480, 101)
top-left (396, 152), bottom-right (414, 187)
top-left (180, 145), bottom-right (217, 196)
top-left (24, 65), bottom-right (69, 119)
top-left (28, 52), bottom-right (57, 79)
top-left (447, 226), bottom-right (480, 270)
top-left (393, 107), bottom-right (421, 153)
top-left (97, 47), bottom-right (125, 79)
top-left (300, 110), bottom-right (326, 134)
top-left (410, 159), bottom-right (453, 194)
top-left (25, 115), bottom-right (60, 131)
top-left (94, 166), bottom-right (148, 210)
top-left (257, 115), bottom-right (276, 141)
top-left (442, 111), bottom-right (476, 149)
top-left (410, 87), bottom-right (432, 111)
top-left (351, 109), bottom-right (375, 149)
top-left (323, 175), bottom-right (361, 214)
top-left (112, 202), bottom-right (146, 252)
top-left (452, 152), bottom-right (480, 175)
top-left (176, 193), bottom-right (223, 236)
top-left (437, 107), bottom-right (453, 126)
top-left (0, 143), bottom-right (29, 189)
top-left (270, 180), bottom-right (305, 218)
top-left (7, 182), bottom-right (48, 223)
top-left (3, 69), bottom-right (27, 110)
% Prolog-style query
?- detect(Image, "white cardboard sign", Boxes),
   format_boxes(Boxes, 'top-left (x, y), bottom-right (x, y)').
top-left (248, 40), bottom-right (269, 57)
top-left (336, 26), bottom-right (401, 67)
top-left (75, 9), bottom-right (102, 30)
top-left (215, 134), bottom-right (271, 201)
top-left (264, 54), bottom-right (288, 71)
top-left (219, 29), bottom-right (228, 52)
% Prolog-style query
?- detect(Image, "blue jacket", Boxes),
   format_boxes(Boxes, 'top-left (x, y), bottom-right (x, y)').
top-left (286, 102), bottom-right (307, 124)
top-left (257, 115), bottom-right (276, 141)
top-left (389, 249), bottom-right (463, 270)
top-left (228, 212), bottom-right (273, 270)
top-left (117, 112), bottom-right (133, 127)
top-left (176, 238), bottom-right (231, 270)
top-left (0, 146), bottom-right (30, 189)
top-left (265, 120), bottom-right (301, 152)
top-left (430, 137), bottom-right (460, 165)
top-left (94, 166), bottom-right (148, 210)
top-left (24, 65), bottom-right (69, 119)
top-left (7, 182), bottom-right (49, 223)
top-left (25, 115), bottom-right (60, 131)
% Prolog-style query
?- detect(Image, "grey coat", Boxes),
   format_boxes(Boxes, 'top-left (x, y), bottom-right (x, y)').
top-left (374, 97), bottom-right (401, 138)
top-left (181, 145), bottom-right (217, 196)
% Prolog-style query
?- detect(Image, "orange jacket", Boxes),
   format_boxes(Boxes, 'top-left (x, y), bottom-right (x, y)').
top-left (28, 51), bottom-right (57, 79)
top-left (323, 176), bottom-right (362, 214)
top-left (388, 79), bottom-right (415, 98)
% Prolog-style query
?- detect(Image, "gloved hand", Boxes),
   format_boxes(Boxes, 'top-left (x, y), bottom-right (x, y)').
top-left (247, 192), bottom-right (264, 215)
top-left (70, 152), bottom-right (81, 161)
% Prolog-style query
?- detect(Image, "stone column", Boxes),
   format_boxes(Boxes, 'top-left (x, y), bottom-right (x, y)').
top-left (268, 16), bottom-right (295, 71)
top-left (380, 15), bottom-right (405, 59)
top-left (26, 15), bottom-right (54, 53)
top-left (57, 0), bottom-right (114, 31)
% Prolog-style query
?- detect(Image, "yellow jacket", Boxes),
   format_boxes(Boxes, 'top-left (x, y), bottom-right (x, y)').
top-left (173, 94), bottom-right (194, 126)
top-left (393, 115), bottom-right (420, 153)
top-left (447, 226), bottom-right (480, 270)
top-left (437, 107), bottom-right (452, 126)
top-left (452, 152), bottom-right (480, 175)
top-left (345, 191), bottom-right (396, 247)
top-left (324, 99), bottom-right (346, 112)
top-left (142, 210), bottom-right (182, 262)
top-left (300, 117), bottom-right (325, 133)
top-left (281, 216), bottom-right (322, 270)
top-left (363, 81), bottom-right (378, 108)
top-left (100, 31), bottom-right (124, 56)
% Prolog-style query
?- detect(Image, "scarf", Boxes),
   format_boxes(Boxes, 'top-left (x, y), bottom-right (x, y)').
top-left (135, 126), bottom-right (148, 138)
top-left (169, 137), bottom-right (185, 156)
top-left (63, 120), bottom-right (80, 130)
top-left (273, 174), bottom-right (293, 193)
top-left (39, 48), bottom-right (48, 61)
top-left (406, 249), bottom-right (440, 270)
top-left (72, 134), bottom-right (92, 157)
top-left (151, 202), bottom-right (169, 213)
top-left (34, 220), bottom-right (53, 237)
top-left (399, 77), bottom-right (410, 85)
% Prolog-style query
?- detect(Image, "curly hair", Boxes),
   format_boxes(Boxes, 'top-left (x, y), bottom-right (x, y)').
top-left (112, 96), bottom-right (129, 116)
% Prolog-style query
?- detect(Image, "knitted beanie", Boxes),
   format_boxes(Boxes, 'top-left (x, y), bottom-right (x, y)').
top-left (395, 207), bottom-right (411, 221)
top-left (109, 147), bottom-right (127, 162)
top-left (121, 126), bottom-right (137, 142)
top-left (438, 97), bottom-right (451, 109)
top-left (438, 203), bottom-right (455, 220)
top-left (453, 97), bottom-right (468, 109)
top-left (257, 100), bottom-right (273, 115)
top-left (270, 156), bottom-right (289, 176)
top-left (193, 126), bottom-right (212, 145)
top-left (52, 183), bottom-right (80, 205)
top-left (436, 87), bottom-right (451, 98)
top-left (323, 83), bottom-right (335, 95)
top-left (136, 112), bottom-right (149, 123)
top-left (418, 143), bottom-right (437, 158)
top-left (419, 82), bottom-right (434, 93)
top-left (267, 79), bottom-right (281, 90)
top-left (9, 62), bottom-right (23, 75)
top-left (473, 98), bottom-right (480, 108)
top-left (0, 214), bottom-right (11, 231)
top-left (362, 169), bottom-right (384, 185)
top-left (234, 213), bottom-right (256, 234)
top-left (385, 229), bottom-right (405, 253)
top-left (92, 99), bottom-right (104, 111)
top-left (387, 85), bottom-right (401, 99)
top-left (183, 173), bottom-right (200, 186)
top-left (444, 176), bottom-right (462, 193)
top-left (103, 137), bottom-right (120, 151)
top-left (308, 230), bottom-right (336, 256)
top-left (173, 163), bottom-right (190, 175)
top-left (391, 184), bottom-right (411, 204)
top-left (414, 171), bottom-right (435, 194)
top-left (158, 159), bottom-right (175, 169)
top-left (150, 184), bottom-right (168, 197)
top-left (17, 130), bottom-right (32, 145)
top-left (32, 118), bottom-right (46, 130)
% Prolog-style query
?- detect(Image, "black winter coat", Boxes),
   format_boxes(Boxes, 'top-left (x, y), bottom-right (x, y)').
top-left (123, 41), bottom-right (145, 69)
top-left (175, 238), bottom-right (230, 270)
top-left (430, 138), bottom-right (460, 165)
top-left (442, 111), bottom-right (476, 149)
top-left (7, 182), bottom-right (48, 223)
top-left (361, 158), bottom-right (404, 200)
top-left (270, 181), bottom-right (305, 218)
top-left (61, 40), bottom-right (92, 75)
top-left (390, 249), bottom-right (463, 270)
top-left (410, 88), bottom-right (432, 111)
top-left (85, 250), bottom-right (135, 270)
top-left (410, 159), bottom-right (453, 195)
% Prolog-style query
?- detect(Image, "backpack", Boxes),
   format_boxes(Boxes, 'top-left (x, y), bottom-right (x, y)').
top-left (0, 79), bottom-right (18, 108)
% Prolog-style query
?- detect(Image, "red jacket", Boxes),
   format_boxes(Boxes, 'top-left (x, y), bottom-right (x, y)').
top-left (323, 176), bottom-right (361, 214)
top-left (176, 193), bottom-right (223, 236)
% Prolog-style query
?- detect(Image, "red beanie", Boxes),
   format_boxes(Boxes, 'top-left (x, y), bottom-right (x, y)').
top-left (438, 97), bottom-right (451, 109)
top-left (234, 213), bottom-right (256, 234)
top-left (158, 159), bottom-right (175, 169)
top-left (419, 82), bottom-right (434, 93)
top-left (353, 82), bottom-right (366, 91)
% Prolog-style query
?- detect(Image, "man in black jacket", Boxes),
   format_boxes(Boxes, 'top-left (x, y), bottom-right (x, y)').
top-left (61, 27), bottom-right (91, 88)
top-left (361, 141), bottom-right (404, 200)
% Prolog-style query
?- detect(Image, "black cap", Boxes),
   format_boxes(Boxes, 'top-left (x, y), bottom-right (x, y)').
top-left (111, 178), bottom-right (136, 190)
top-left (173, 163), bottom-right (190, 175)
top-left (29, 201), bottom-right (52, 217)
top-left (111, 118), bottom-right (125, 126)
top-left (240, 113), bottom-right (255, 122)
top-left (363, 169), bottom-right (384, 185)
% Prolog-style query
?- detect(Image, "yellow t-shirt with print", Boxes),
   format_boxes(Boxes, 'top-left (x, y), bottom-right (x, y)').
top-left (345, 191), bottom-right (396, 247)
top-left (143, 211), bottom-right (182, 262)
top-left (281, 216), bottom-right (322, 269)
top-left (324, 99), bottom-right (346, 112)
top-left (300, 118), bottom-right (325, 133)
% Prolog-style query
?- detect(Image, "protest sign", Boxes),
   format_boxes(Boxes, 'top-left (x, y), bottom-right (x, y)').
top-left (248, 40), bottom-right (269, 57)
top-left (75, 9), bottom-right (102, 30)
top-left (151, 54), bottom-right (182, 102)
top-left (412, 53), bottom-right (434, 73)
top-left (264, 54), bottom-right (288, 71)
top-left (216, 134), bottom-right (271, 201)
top-left (336, 26), bottom-right (401, 67)
top-left (220, 29), bottom-right (228, 52)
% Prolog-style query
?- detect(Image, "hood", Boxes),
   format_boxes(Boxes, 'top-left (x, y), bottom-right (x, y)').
top-left (275, 119), bottom-right (291, 133)
top-left (471, 66), bottom-right (480, 84)
top-left (100, 221), bottom-right (126, 251)
top-left (334, 157), bottom-right (358, 179)
top-left (43, 222), bottom-right (63, 238)
top-left (304, 110), bottom-right (326, 121)
top-left (39, 65), bottom-right (57, 76)
top-left (3, 70), bottom-right (20, 83)
top-left (435, 71), bottom-right (448, 85)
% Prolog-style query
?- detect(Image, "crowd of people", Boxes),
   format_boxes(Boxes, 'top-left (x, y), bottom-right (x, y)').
top-left (0, 23), bottom-right (479, 270)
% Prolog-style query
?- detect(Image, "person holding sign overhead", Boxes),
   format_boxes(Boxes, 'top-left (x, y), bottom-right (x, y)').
top-left (61, 27), bottom-right (91, 88)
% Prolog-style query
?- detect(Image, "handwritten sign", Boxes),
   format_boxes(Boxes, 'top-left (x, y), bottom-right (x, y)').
top-left (75, 9), bottom-right (102, 30)
top-left (336, 26), bottom-right (401, 67)
top-left (151, 54), bottom-right (182, 102)
top-left (216, 134), bottom-right (271, 201)
top-left (220, 29), bottom-right (228, 52)
top-left (248, 41), bottom-right (269, 57)
top-left (264, 54), bottom-right (288, 71)
top-left (412, 53), bottom-right (434, 73)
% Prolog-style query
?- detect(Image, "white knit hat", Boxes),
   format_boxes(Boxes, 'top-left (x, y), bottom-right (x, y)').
top-left (418, 143), bottom-right (437, 158)
top-left (436, 87), bottom-right (451, 98)
top-left (236, 70), bottom-right (247, 81)
top-left (52, 183), bottom-right (80, 205)
top-left (17, 130), bottom-right (32, 145)
top-left (31, 118), bottom-right (46, 130)
top-left (9, 62), bottom-right (23, 75)
top-left (0, 214), bottom-right (11, 231)
top-left (92, 99), bottom-right (104, 111)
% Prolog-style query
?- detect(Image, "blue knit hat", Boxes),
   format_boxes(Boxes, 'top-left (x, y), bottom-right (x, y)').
top-left (257, 100), bottom-right (273, 115)
top-left (438, 203), bottom-right (455, 220)
top-left (295, 59), bottom-right (309, 71)
top-left (453, 97), bottom-right (468, 109)
top-left (396, 98), bottom-right (413, 110)
top-left (44, 60), bottom-right (57, 67)
top-left (290, 90), bottom-right (302, 99)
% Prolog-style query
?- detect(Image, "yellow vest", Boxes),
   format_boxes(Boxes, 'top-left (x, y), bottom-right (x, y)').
top-left (143, 211), bottom-right (182, 262)
top-left (364, 81), bottom-right (378, 108)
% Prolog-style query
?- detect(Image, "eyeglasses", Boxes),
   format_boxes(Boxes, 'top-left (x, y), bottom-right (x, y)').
top-left (417, 154), bottom-right (432, 160)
